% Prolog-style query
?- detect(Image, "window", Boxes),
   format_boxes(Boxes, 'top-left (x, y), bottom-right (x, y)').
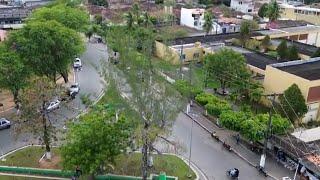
top-left (294, 9), bottom-right (298, 13)
top-left (239, 1), bottom-right (242, 4)
top-left (298, 10), bottom-right (302, 13)
top-left (248, 9), bottom-right (252, 12)
top-left (317, 12), bottom-right (320, 16)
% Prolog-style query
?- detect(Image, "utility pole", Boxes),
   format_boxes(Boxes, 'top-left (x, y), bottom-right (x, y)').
top-left (260, 93), bottom-right (281, 170)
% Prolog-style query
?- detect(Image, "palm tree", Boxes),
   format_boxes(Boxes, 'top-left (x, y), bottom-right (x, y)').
top-left (203, 11), bottom-right (213, 35)
top-left (142, 12), bottom-right (152, 28)
top-left (267, 0), bottom-right (280, 22)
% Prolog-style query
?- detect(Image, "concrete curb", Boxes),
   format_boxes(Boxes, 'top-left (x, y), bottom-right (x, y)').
top-left (183, 112), bottom-right (279, 180)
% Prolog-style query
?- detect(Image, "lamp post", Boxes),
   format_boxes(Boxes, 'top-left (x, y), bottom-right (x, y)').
top-left (187, 103), bottom-right (194, 178)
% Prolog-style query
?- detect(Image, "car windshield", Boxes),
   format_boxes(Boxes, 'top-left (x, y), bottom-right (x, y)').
top-left (71, 85), bottom-right (77, 88)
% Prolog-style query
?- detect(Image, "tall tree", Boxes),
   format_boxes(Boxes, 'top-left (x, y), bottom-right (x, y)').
top-left (61, 108), bottom-right (131, 179)
top-left (287, 45), bottom-right (299, 61)
top-left (124, 12), bottom-right (134, 29)
top-left (8, 20), bottom-right (84, 83)
top-left (239, 20), bottom-right (258, 47)
top-left (203, 10), bottom-right (213, 35)
top-left (0, 51), bottom-right (29, 108)
top-left (16, 77), bottom-right (61, 160)
top-left (276, 40), bottom-right (288, 61)
top-left (312, 47), bottom-right (320, 58)
top-left (279, 84), bottom-right (308, 124)
top-left (258, 3), bottom-right (269, 18)
top-left (267, 0), bottom-right (280, 22)
top-left (30, 5), bottom-right (89, 32)
top-left (205, 48), bottom-right (248, 93)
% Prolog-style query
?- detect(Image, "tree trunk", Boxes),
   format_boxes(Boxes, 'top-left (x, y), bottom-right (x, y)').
top-left (42, 101), bottom-right (51, 160)
top-left (60, 71), bottom-right (69, 83)
top-left (142, 121), bottom-right (149, 180)
top-left (12, 89), bottom-right (19, 109)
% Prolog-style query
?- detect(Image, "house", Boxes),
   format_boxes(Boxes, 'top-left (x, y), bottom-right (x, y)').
top-left (230, 0), bottom-right (254, 14)
top-left (279, 3), bottom-right (320, 25)
top-left (264, 58), bottom-right (320, 122)
top-left (180, 8), bottom-right (205, 30)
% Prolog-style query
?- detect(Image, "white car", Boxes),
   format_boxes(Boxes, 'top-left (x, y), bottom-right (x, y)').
top-left (0, 118), bottom-right (11, 130)
top-left (69, 83), bottom-right (80, 95)
top-left (46, 100), bottom-right (60, 111)
top-left (73, 58), bottom-right (82, 69)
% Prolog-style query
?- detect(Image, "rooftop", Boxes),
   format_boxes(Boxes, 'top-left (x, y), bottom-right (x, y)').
top-left (272, 39), bottom-right (318, 56)
top-left (272, 57), bottom-right (320, 80)
top-left (280, 3), bottom-right (320, 12)
top-left (292, 127), bottom-right (320, 143)
top-left (258, 25), bottom-right (320, 36)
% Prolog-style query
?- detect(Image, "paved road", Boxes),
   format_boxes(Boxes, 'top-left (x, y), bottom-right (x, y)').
top-left (159, 113), bottom-right (273, 180)
top-left (0, 42), bottom-right (107, 154)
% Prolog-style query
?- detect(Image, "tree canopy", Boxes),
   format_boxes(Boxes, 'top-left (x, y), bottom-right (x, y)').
top-left (0, 50), bottom-right (29, 106)
top-left (204, 48), bottom-right (248, 92)
top-left (276, 40), bottom-right (288, 61)
top-left (279, 84), bottom-right (308, 123)
top-left (8, 20), bottom-right (84, 82)
top-left (31, 5), bottom-right (89, 32)
top-left (239, 20), bottom-right (258, 46)
top-left (287, 45), bottom-right (299, 61)
top-left (267, 0), bottom-right (280, 22)
top-left (258, 3), bottom-right (268, 18)
top-left (203, 10), bottom-right (213, 35)
top-left (61, 107), bottom-right (132, 177)
top-left (312, 48), bottom-right (320, 58)
top-left (261, 35), bottom-right (271, 51)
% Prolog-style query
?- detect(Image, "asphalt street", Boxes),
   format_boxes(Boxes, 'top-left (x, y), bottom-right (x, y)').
top-left (161, 113), bottom-right (273, 180)
top-left (0, 42), bottom-right (107, 155)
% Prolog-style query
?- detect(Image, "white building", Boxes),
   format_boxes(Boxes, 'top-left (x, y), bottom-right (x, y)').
top-left (230, 0), bottom-right (254, 14)
top-left (180, 8), bottom-right (205, 30)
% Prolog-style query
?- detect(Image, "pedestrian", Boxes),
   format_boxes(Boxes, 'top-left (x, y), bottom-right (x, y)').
top-left (75, 166), bottom-right (82, 178)
top-left (236, 134), bottom-right (240, 144)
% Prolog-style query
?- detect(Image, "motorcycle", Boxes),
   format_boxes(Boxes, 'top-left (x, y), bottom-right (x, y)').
top-left (223, 141), bottom-right (232, 151)
top-left (256, 166), bottom-right (268, 177)
top-left (226, 168), bottom-right (239, 179)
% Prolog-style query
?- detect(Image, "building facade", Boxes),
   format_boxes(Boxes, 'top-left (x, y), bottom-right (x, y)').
top-left (280, 3), bottom-right (320, 25)
top-left (180, 8), bottom-right (205, 30)
top-left (264, 58), bottom-right (320, 122)
top-left (230, 0), bottom-right (254, 14)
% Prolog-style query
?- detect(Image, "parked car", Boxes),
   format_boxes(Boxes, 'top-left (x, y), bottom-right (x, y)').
top-left (69, 83), bottom-right (80, 95)
top-left (46, 100), bottom-right (60, 111)
top-left (0, 118), bottom-right (11, 130)
top-left (73, 57), bottom-right (82, 69)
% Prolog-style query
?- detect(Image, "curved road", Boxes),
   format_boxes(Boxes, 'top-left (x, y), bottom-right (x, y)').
top-left (0, 42), bottom-right (107, 155)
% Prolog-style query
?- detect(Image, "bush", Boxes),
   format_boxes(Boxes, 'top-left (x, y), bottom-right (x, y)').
top-left (245, 39), bottom-right (261, 50)
top-left (219, 110), bottom-right (250, 131)
top-left (195, 93), bottom-right (218, 106)
top-left (240, 119), bottom-right (265, 142)
top-left (205, 100), bottom-right (231, 117)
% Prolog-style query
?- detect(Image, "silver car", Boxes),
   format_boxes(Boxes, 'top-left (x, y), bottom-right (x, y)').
top-left (0, 118), bottom-right (11, 130)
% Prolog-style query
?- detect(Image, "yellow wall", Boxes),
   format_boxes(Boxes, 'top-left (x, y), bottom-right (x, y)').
top-left (280, 7), bottom-right (320, 25)
top-left (155, 41), bottom-right (208, 65)
top-left (264, 65), bottom-right (320, 101)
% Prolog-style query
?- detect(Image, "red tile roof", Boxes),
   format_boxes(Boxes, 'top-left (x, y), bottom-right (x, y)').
top-left (307, 86), bottom-right (320, 103)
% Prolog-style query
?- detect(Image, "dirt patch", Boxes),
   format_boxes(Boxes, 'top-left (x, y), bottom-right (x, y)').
top-left (0, 90), bottom-right (15, 113)
top-left (38, 155), bottom-right (61, 169)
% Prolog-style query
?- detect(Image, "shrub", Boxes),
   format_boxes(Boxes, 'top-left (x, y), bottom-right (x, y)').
top-left (219, 110), bottom-right (250, 131)
top-left (240, 119), bottom-right (265, 142)
top-left (195, 93), bottom-right (218, 106)
top-left (205, 100), bottom-right (231, 117)
top-left (245, 39), bottom-right (261, 50)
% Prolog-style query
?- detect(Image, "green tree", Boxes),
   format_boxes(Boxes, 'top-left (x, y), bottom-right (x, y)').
top-left (312, 48), bottom-right (320, 58)
top-left (85, 26), bottom-right (94, 40)
top-left (124, 12), bottom-right (134, 29)
top-left (205, 48), bottom-right (248, 93)
top-left (94, 14), bottom-right (103, 25)
top-left (287, 45), bottom-right (299, 61)
top-left (155, 0), bottom-right (164, 4)
top-left (203, 10), bottom-right (214, 35)
top-left (276, 40), bottom-right (288, 61)
top-left (258, 3), bottom-right (268, 18)
top-left (30, 5), bottom-right (89, 32)
top-left (0, 51), bottom-right (29, 107)
top-left (267, 0), bottom-right (280, 22)
top-left (279, 84), bottom-right (308, 124)
top-left (240, 119), bottom-right (265, 142)
top-left (240, 20), bottom-right (258, 46)
top-left (61, 108), bottom-right (131, 179)
top-left (9, 20), bottom-right (84, 83)
top-left (261, 35), bottom-right (271, 52)
top-left (16, 77), bottom-right (61, 160)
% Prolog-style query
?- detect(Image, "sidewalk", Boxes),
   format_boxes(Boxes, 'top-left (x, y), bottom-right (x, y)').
top-left (188, 103), bottom-right (295, 180)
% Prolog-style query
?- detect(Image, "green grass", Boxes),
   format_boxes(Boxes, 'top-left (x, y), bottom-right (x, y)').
top-left (110, 153), bottom-right (196, 179)
top-left (0, 146), bottom-right (60, 168)
top-left (0, 175), bottom-right (43, 180)
top-left (0, 147), bottom-right (195, 179)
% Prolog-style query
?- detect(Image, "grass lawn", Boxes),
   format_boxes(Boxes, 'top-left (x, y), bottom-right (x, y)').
top-left (0, 147), bottom-right (195, 179)
top-left (0, 146), bottom-right (61, 169)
